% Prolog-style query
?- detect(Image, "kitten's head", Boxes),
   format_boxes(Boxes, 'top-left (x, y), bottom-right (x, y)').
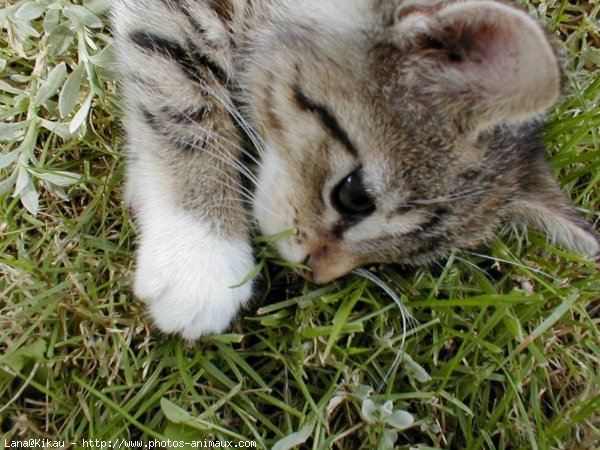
top-left (243, 0), bottom-right (599, 283)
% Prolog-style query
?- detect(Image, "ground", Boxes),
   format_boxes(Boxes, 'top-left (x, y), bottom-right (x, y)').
top-left (0, 0), bottom-right (599, 449)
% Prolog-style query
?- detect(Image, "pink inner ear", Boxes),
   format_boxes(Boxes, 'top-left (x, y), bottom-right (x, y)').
top-left (420, 19), bottom-right (513, 72)
top-left (457, 22), bottom-right (519, 93)
top-left (467, 23), bottom-right (510, 65)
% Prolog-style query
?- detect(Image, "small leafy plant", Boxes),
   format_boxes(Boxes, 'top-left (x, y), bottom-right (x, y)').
top-left (361, 398), bottom-right (415, 449)
top-left (1, 0), bottom-right (112, 214)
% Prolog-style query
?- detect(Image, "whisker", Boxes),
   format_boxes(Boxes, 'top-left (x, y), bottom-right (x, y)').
top-left (176, 134), bottom-right (284, 221)
top-left (184, 128), bottom-right (278, 205)
top-left (198, 173), bottom-right (255, 203)
top-left (190, 139), bottom-right (279, 208)
top-left (409, 188), bottom-right (494, 206)
top-left (178, 137), bottom-right (258, 198)
top-left (205, 137), bottom-right (261, 186)
top-left (194, 78), bottom-right (268, 158)
top-left (208, 136), bottom-right (265, 190)
top-left (352, 268), bottom-right (419, 393)
top-left (176, 108), bottom-right (264, 168)
top-left (197, 173), bottom-right (285, 222)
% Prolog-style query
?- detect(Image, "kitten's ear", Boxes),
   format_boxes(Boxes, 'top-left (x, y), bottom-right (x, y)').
top-left (394, 1), bottom-right (561, 130)
top-left (511, 166), bottom-right (599, 258)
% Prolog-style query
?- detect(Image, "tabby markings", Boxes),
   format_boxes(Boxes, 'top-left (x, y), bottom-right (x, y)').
top-left (293, 87), bottom-right (358, 157)
top-left (207, 0), bottom-right (235, 24)
top-left (141, 107), bottom-right (207, 154)
top-left (129, 31), bottom-right (228, 85)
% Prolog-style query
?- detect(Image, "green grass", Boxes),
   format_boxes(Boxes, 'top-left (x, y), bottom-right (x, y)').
top-left (1, 0), bottom-right (599, 449)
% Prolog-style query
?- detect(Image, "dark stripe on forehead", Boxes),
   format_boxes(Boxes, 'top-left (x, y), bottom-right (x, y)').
top-left (293, 87), bottom-right (358, 157)
top-left (129, 31), bottom-right (228, 85)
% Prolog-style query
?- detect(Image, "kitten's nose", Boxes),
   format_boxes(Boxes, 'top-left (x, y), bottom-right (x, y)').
top-left (300, 245), bottom-right (355, 284)
top-left (298, 265), bottom-right (314, 283)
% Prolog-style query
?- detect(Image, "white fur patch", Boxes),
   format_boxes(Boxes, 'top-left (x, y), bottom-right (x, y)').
top-left (253, 148), bottom-right (306, 263)
top-left (131, 163), bottom-right (254, 340)
top-left (297, 0), bottom-right (372, 31)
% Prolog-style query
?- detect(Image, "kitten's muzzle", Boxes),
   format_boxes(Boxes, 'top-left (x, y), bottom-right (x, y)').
top-left (299, 243), bottom-right (356, 284)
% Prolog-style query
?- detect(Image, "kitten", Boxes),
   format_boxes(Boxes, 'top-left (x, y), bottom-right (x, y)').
top-left (112, 0), bottom-right (599, 339)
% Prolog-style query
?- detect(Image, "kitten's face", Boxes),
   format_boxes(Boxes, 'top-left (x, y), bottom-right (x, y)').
top-left (244, 0), bottom-right (598, 283)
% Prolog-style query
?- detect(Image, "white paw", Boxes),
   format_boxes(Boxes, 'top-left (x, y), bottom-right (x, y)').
top-left (133, 209), bottom-right (254, 340)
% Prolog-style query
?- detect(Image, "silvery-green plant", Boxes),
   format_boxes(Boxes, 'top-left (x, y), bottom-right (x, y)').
top-left (362, 398), bottom-right (415, 450)
top-left (0, 0), bottom-right (112, 214)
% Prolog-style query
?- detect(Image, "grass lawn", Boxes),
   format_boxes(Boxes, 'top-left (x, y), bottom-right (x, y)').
top-left (1, 0), bottom-right (599, 448)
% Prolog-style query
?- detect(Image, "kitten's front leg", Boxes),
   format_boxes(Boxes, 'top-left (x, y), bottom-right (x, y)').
top-left (120, 80), bottom-right (256, 340)
top-left (113, 0), bottom-right (256, 338)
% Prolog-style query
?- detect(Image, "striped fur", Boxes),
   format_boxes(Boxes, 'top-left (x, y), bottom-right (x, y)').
top-left (114, 0), bottom-right (599, 339)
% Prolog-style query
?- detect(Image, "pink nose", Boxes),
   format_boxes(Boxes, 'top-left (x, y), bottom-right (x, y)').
top-left (298, 247), bottom-right (355, 284)
top-left (298, 267), bottom-right (314, 283)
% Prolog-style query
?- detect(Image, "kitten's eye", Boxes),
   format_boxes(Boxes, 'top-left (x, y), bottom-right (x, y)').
top-left (332, 169), bottom-right (375, 217)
